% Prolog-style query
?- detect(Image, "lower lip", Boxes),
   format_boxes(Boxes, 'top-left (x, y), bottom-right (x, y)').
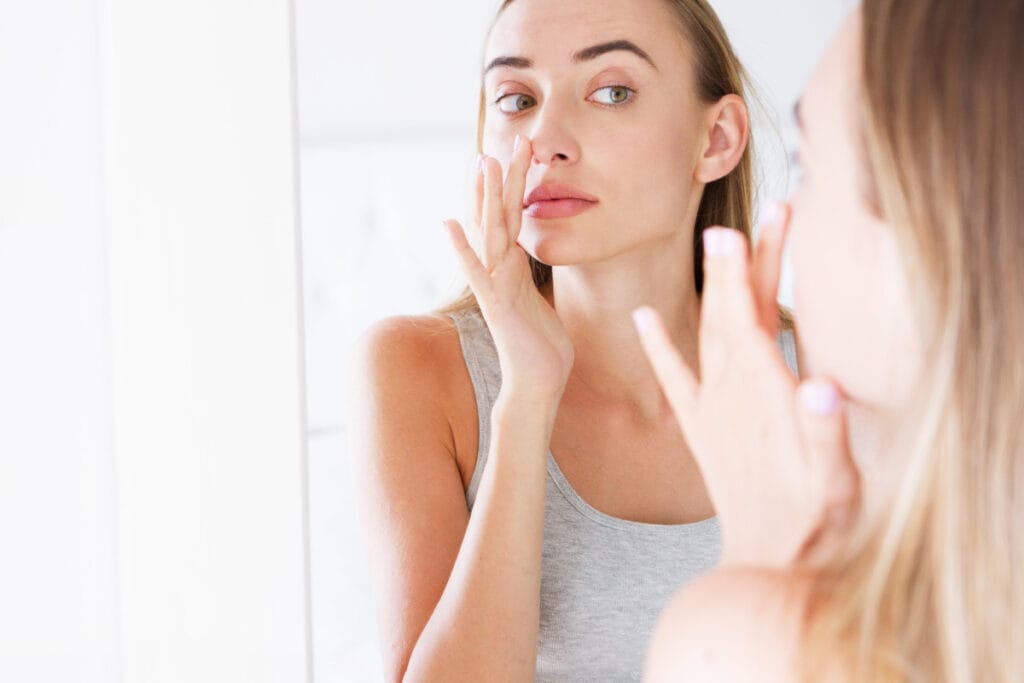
top-left (525, 198), bottom-right (597, 219)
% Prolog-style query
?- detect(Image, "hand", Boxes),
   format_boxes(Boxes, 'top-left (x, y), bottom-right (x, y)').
top-left (443, 136), bottom-right (574, 404)
top-left (632, 205), bottom-right (860, 568)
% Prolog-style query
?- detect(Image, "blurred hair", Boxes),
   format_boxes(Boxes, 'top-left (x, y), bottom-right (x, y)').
top-left (801, 1), bottom-right (1024, 681)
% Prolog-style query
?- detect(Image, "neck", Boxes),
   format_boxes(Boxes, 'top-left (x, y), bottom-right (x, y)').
top-left (545, 232), bottom-right (700, 422)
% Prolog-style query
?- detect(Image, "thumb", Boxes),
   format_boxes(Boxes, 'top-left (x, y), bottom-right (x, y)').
top-left (794, 378), bottom-right (860, 562)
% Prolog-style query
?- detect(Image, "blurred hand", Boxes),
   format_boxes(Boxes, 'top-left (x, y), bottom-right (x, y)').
top-left (632, 205), bottom-right (860, 568)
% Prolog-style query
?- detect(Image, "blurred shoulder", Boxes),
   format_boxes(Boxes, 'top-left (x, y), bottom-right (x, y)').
top-left (644, 567), bottom-right (813, 682)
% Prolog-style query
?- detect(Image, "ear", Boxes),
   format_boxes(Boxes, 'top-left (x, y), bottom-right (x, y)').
top-left (694, 94), bottom-right (749, 184)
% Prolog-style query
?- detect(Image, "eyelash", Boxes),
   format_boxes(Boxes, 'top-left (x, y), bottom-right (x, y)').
top-left (491, 85), bottom-right (638, 115)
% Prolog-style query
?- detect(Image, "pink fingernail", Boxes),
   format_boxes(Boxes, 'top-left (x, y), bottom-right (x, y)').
top-left (513, 134), bottom-right (521, 153)
top-left (758, 200), bottom-right (781, 226)
top-left (703, 228), bottom-right (737, 257)
top-left (631, 307), bottom-right (655, 333)
top-left (800, 380), bottom-right (840, 415)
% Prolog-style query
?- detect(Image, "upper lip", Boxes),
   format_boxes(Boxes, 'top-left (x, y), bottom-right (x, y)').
top-left (524, 183), bottom-right (599, 207)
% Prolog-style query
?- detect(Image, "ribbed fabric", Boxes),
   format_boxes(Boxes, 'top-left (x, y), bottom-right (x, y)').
top-left (448, 306), bottom-right (800, 681)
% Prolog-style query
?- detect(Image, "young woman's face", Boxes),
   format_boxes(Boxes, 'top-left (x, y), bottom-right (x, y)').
top-left (482, 0), bottom-right (717, 269)
top-left (788, 12), bottom-right (919, 413)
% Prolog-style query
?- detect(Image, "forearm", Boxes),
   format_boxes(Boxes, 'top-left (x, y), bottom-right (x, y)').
top-left (403, 390), bottom-right (558, 682)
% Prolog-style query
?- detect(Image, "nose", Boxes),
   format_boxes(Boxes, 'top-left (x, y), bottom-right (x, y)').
top-left (526, 96), bottom-right (581, 167)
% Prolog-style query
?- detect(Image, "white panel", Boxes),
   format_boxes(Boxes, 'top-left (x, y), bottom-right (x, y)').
top-left (0, 1), bottom-right (120, 681)
top-left (100, 0), bottom-right (311, 680)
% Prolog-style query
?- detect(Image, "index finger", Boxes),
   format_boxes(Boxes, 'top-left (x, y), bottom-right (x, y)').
top-left (504, 135), bottom-right (532, 244)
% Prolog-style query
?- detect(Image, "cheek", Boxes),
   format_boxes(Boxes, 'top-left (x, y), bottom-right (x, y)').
top-left (789, 189), bottom-right (912, 408)
top-left (615, 120), bottom-right (701, 227)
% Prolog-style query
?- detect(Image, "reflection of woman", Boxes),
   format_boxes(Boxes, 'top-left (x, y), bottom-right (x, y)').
top-left (349, 0), bottom-right (798, 679)
top-left (641, 1), bottom-right (1024, 681)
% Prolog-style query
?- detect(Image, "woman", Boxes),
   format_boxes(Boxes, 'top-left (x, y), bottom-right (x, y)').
top-left (641, 1), bottom-right (1024, 680)
top-left (348, 0), bottom-right (795, 679)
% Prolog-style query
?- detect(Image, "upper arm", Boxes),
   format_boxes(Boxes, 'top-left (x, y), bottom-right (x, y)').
top-left (643, 568), bottom-right (808, 683)
top-left (346, 315), bottom-right (475, 680)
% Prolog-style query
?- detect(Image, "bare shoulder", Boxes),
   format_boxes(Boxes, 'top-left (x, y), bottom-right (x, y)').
top-left (347, 311), bottom-right (479, 485)
top-left (350, 313), bottom-right (461, 377)
top-left (348, 312), bottom-right (471, 412)
top-left (643, 567), bottom-right (812, 682)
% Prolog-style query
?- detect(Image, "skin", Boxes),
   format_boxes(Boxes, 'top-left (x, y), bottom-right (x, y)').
top-left (349, 0), bottom-right (752, 679)
top-left (640, 9), bottom-right (920, 680)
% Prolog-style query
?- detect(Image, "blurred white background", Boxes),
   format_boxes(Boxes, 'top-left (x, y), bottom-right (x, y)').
top-left (2, 2), bottom-right (308, 681)
top-left (294, 1), bottom-right (853, 680)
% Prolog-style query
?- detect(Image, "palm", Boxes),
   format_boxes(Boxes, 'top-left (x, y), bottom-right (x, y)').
top-left (444, 139), bottom-right (574, 401)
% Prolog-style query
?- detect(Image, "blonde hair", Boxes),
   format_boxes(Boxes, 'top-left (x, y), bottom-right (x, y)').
top-left (437, 0), bottom-right (757, 316)
top-left (801, 1), bottom-right (1024, 680)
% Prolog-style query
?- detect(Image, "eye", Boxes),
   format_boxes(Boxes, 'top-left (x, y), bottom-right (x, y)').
top-left (495, 93), bottom-right (537, 114)
top-left (590, 85), bottom-right (635, 107)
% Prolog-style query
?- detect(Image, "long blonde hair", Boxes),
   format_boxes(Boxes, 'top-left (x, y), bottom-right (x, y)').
top-left (437, 0), bottom-right (756, 315)
top-left (802, 1), bottom-right (1024, 680)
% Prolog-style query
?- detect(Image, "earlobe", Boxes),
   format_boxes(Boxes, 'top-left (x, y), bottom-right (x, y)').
top-left (694, 94), bottom-right (749, 184)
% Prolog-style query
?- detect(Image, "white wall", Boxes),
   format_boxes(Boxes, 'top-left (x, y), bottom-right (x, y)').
top-left (0, 2), bottom-right (120, 679)
top-left (295, 1), bottom-right (855, 680)
top-left (1, 2), bottom-right (311, 681)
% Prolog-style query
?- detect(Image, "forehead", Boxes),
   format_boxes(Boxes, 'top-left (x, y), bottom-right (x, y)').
top-left (485, 0), bottom-right (688, 69)
top-left (801, 11), bottom-right (861, 142)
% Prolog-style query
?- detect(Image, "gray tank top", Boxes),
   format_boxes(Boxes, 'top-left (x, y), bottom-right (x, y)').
top-left (448, 305), bottom-right (799, 681)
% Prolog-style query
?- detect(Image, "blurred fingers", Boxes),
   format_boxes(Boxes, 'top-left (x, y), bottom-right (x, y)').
top-left (751, 201), bottom-right (791, 333)
top-left (794, 378), bottom-right (861, 560)
top-left (699, 227), bottom-right (760, 376)
top-left (632, 306), bottom-right (699, 432)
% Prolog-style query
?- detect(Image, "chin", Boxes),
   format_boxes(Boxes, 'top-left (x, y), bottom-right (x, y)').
top-left (518, 218), bottom-right (604, 267)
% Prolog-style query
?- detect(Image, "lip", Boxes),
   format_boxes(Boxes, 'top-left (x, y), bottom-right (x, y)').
top-left (523, 183), bottom-right (598, 220)
top-left (525, 198), bottom-right (597, 219)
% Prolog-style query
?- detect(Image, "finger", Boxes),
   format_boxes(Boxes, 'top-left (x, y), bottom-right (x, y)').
top-left (473, 154), bottom-right (484, 229)
top-left (631, 306), bottom-right (699, 432)
top-left (794, 378), bottom-right (860, 545)
top-left (699, 227), bottom-right (760, 376)
top-left (751, 201), bottom-right (791, 333)
top-left (480, 155), bottom-right (508, 270)
top-left (504, 135), bottom-right (532, 244)
top-left (443, 218), bottom-right (493, 305)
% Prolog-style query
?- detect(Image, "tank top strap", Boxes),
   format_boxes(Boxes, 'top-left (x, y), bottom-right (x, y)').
top-left (447, 306), bottom-right (501, 506)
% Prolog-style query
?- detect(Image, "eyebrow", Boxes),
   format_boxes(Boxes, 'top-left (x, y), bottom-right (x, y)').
top-left (482, 39), bottom-right (658, 78)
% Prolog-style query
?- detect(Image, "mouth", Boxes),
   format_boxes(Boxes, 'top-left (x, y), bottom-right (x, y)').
top-left (524, 198), bottom-right (598, 219)
top-left (523, 183), bottom-right (599, 219)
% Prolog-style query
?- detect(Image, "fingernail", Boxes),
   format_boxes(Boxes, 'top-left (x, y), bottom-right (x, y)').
top-left (800, 380), bottom-right (840, 415)
top-left (631, 307), bottom-right (655, 333)
top-left (513, 134), bottom-right (521, 153)
top-left (703, 228), bottom-right (737, 257)
top-left (758, 200), bottom-right (781, 226)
